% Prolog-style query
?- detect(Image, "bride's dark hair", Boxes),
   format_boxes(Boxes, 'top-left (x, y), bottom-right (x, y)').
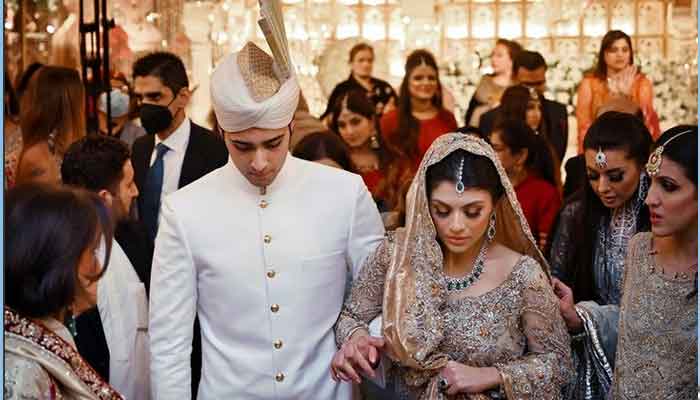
top-left (426, 149), bottom-right (504, 201)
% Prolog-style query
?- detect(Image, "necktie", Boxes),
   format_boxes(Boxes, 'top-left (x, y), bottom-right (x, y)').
top-left (142, 143), bottom-right (169, 241)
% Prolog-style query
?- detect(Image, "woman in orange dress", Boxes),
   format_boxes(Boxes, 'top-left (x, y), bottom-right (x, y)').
top-left (575, 30), bottom-right (660, 153)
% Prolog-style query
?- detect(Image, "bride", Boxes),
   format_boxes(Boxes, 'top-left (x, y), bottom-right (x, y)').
top-left (331, 133), bottom-right (572, 399)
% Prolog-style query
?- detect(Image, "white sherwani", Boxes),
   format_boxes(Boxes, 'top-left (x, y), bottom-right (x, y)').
top-left (97, 240), bottom-right (150, 400)
top-left (149, 156), bottom-right (385, 399)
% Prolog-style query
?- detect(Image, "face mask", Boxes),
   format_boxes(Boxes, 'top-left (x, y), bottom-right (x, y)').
top-left (139, 102), bottom-right (174, 135)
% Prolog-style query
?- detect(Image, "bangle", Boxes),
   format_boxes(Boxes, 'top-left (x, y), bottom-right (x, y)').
top-left (345, 325), bottom-right (369, 342)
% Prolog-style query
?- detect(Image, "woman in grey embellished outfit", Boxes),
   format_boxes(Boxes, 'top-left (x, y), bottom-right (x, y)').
top-left (548, 112), bottom-right (653, 399)
top-left (555, 125), bottom-right (698, 399)
top-left (331, 133), bottom-right (572, 399)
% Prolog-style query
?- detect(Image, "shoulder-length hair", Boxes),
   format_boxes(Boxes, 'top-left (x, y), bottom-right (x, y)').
top-left (5, 183), bottom-right (113, 319)
top-left (390, 49), bottom-right (443, 160)
top-left (594, 30), bottom-right (634, 79)
top-left (20, 66), bottom-right (86, 155)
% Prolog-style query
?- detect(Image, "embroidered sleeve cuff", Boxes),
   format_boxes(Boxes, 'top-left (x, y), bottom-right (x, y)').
top-left (335, 316), bottom-right (369, 348)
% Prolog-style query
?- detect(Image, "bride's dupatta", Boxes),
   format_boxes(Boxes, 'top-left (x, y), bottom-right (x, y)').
top-left (4, 307), bottom-right (123, 399)
top-left (380, 133), bottom-right (550, 399)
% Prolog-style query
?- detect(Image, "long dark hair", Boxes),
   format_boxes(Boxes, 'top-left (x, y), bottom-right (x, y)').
top-left (5, 183), bottom-right (114, 319)
top-left (553, 111), bottom-right (652, 301)
top-left (426, 149), bottom-right (504, 202)
top-left (389, 49), bottom-right (443, 160)
top-left (595, 30), bottom-right (634, 79)
top-left (494, 118), bottom-right (559, 188)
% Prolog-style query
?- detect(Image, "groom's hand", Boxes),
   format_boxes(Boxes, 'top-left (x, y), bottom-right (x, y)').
top-left (330, 330), bottom-right (384, 384)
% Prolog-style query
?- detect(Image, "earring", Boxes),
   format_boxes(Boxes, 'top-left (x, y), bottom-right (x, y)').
top-left (487, 213), bottom-right (497, 241)
top-left (370, 134), bottom-right (380, 149)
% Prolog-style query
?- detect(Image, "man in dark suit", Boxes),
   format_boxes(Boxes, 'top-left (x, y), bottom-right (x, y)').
top-left (478, 50), bottom-right (569, 162)
top-left (131, 51), bottom-right (228, 399)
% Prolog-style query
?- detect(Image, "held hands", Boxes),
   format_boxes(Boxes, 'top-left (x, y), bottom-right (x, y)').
top-left (330, 330), bottom-right (385, 384)
top-left (438, 361), bottom-right (501, 396)
top-left (551, 278), bottom-right (583, 333)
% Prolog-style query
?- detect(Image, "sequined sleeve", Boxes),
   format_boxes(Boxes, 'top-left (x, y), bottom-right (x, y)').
top-left (335, 232), bottom-right (395, 347)
top-left (496, 258), bottom-right (574, 399)
top-left (4, 355), bottom-right (59, 400)
top-left (548, 200), bottom-right (581, 281)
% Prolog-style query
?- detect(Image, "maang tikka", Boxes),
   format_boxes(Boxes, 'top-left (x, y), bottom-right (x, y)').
top-left (455, 156), bottom-right (465, 196)
top-left (595, 147), bottom-right (608, 169)
top-left (646, 129), bottom-right (693, 177)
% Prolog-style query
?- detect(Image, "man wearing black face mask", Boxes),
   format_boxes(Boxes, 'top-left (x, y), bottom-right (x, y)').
top-left (130, 52), bottom-right (228, 399)
top-left (131, 51), bottom-right (228, 243)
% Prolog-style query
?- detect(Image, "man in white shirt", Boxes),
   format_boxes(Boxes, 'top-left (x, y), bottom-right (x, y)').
top-left (148, 17), bottom-right (385, 399)
top-left (61, 135), bottom-right (150, 400)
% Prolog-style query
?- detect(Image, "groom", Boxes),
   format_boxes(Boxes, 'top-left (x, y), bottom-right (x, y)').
top-left (147, 40), bottom-right (385, 399)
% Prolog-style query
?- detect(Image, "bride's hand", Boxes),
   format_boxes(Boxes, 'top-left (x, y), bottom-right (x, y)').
top-left (330, 330), bottom-right (384, 384)
top-left (551, 278), bottom-right (583, 332)
top-left (439, 361), bottom-right (501, 395)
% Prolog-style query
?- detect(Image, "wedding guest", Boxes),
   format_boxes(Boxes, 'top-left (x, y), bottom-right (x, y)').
top-left (61, 135), bottom-right (150, 399)
top-left (320, 42), bottom-right (397, 123)
top-left (5, 183), bottom-right (122, 400)
top-left (549, 111), bottom-right (652, 302)
top-left (575, 30), bottom-right (660, 152)
top-left (331, 89), bottom-right (392, 202)
top-left (16, 65), bottom-right (86, 185)
top-left (484, 85), bottom-right (554, 150)
top-left (381, 49), bottom-right (457, 211)
top-left (464, 38), bottom-right (522, 129)
top-left (479, 50), bottom-right (568, 162)
top-left (490, 119), bottom-right (561, 250)
top-left (97, 89), bottom-right (146, 148)
top-left (332, 133), bottom-right (572, 398)
top-left (5, 63), bottom-right (44, 188)
top-left (292, 131), bottom-right (353, 171)
top-left (554, 125), bottom-right (697, 399)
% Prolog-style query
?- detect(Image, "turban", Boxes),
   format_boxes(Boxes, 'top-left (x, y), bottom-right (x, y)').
top-left (211, 42), bottom-right (300, 133)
